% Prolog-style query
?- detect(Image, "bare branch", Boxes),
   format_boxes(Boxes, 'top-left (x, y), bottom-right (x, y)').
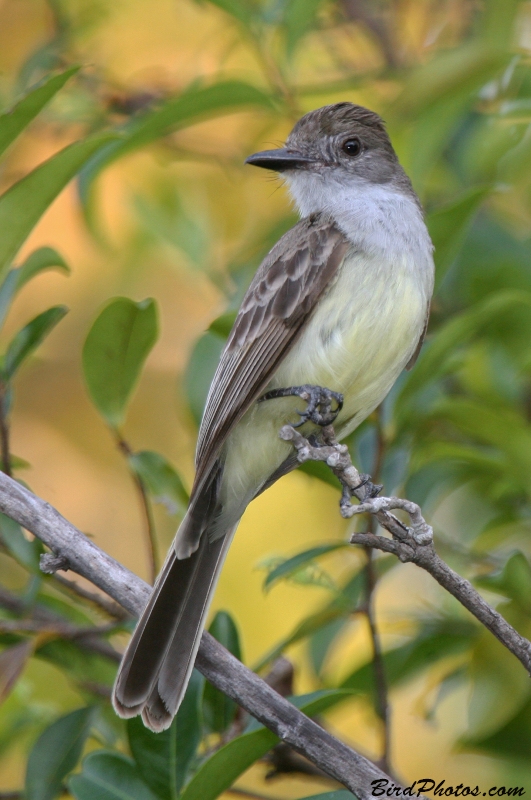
top-left (0, 470), bottom-right (400, 799)
top-left (52, 574), bottom-right (131, 620)
top-left (0, 380), bottom-right (12, 478)
top-left (115, 434), bottom-right (158, 584)
top-left (362, 408), bottom-right (392, 775)
top-left (0, 585), bottom-right (122, 663)
top-left (364, 548), bottom-right (392, 774)
top-left (341, 0), bottom-right (400, 68)
top-left (282, 424), bottom-right (531, 676)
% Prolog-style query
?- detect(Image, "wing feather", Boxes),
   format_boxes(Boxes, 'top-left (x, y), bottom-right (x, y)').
top-left (193, 214), bottom-right (349, 493)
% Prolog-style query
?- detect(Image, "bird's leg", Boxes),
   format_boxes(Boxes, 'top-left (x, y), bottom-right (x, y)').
top-left (258, 384), bottom-right (343, 427)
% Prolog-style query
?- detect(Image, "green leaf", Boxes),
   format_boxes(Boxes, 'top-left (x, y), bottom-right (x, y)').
top-left (0, 66), bottom-right (79, 160)
top-left (396, 290), bottom-right (531, 423)
top-left (134, 190), bottom-right (208, 269)
top-left (255, 606), bottom-right (352, 673)
top-left (16, 246), bottom-right (69, 284)
top-left (395, 43), bottom-right (506, 119)
top-left (4, 305), bottom-right (68, 379)
top-left (263, 542), bottom-right (348, 591)
top-left (282, 0), bottom-right (323, 55)
top-left (203, 612), bottom-right (242, 733)
top-left (430, 398), bottom-right (531, 488)
top-left (428, 186), bottom-right (491, 290)
top-left (481, 0), bottom-right (521, 49)
top-left (0, 512), bottom-right (42, 571)
top-left (128, 670), bottom-right (204, 799)
top-left (253, 569), bottom-right (366, 672)
top-left (184, 330), bottom-right (225, 426)
top-left (128, 450), bottom-right (189, 516)
top-left (208, 311), bottom-right (236, 338)
top-left (179, 690), bottom-right (353, 800)
top-left (475, 552), bottom-right (531, 613)
top-left (0, 131), bottom-right (117, 283)
top-left (26, 707), bottom-right (95, 800)
top-left (393, 43), bottom-right (508, 187)
top-left (462, 693), bottom-right (531, 759)
top-left (35, 638), bottom-right (116, 690)
top-left (69, 751), bottom-right (157, 800)
top-left (308, 616), bottom-right (349, 676)
top-left (0, 246), bottom-right (70, 332)
top-left (299, 459), bottom-right (342, 488)
top-left (82, 298), bottom-right (159, 428)
top-left (341, 620), bottom-right (476, 696)
top-left (196, 0), bottom-right (255, 25)
top-left (79, 81), bottom-right (274, 202)
top-left (465, 632), bottom-right (531, 741)
top-left (208, 611), bottom-right (242, 661)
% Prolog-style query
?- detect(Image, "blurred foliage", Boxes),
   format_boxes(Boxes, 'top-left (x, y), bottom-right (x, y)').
top-left (0, 0), bottom-right (530, 797)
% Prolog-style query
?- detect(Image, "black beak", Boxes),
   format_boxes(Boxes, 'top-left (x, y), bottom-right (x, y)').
top-left (245, 148), bottom-right (315, 172)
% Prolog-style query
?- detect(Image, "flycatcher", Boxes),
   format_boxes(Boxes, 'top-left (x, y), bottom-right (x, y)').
top-left (113, 102), bottom-right (434, 731)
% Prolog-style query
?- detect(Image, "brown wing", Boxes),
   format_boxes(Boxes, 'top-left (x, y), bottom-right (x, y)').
top-left (193, 214), bottom-right (350, 492)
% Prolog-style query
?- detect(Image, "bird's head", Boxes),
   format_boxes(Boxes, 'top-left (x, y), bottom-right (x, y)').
top-left (246, 103), bottom-right (412, 216)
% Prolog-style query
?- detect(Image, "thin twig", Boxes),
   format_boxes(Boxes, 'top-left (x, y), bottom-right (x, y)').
top-left (0, 381), bottom-right (12, 477)
top-left (0, 585), bottom-right (121, 663)
top-left (115, 434), bottom-right (158, 584)
top-left (364, 548), bottom-right (391, 773)
top-left (52, 573), bottom-right (131, 620)
top-left (249, 40), bottom-right (300, 119)
top-left (0, 468), bottom-right (402, 799)
top-left (341, 0), bottom-right (400, 68)
top-left (0, 618), bottom-right (119, 638)
top-left (363, 408), bottom-right (391, 774)
top-left (281, 424), bottom-right (531, 675)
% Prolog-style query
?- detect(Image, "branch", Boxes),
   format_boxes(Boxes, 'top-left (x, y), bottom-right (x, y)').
top-left (362, 408), bottom-right (392, 775)
top-left (0, 585), bottom-right (121, 663)
top-left (281, 424), bottom-right (531, 675)
top-left (0, 471), bottom-right (400, 799)
top-left (364, 548), bottom-right (391, 774)
top-left (115, 434), bottom-right (158, 584)
top-left (341, 0), bottom-right (400, 68)
top-left (0, 380), bottom-right (12, 477)
top-left (51, 573), bottom-right (131, 620)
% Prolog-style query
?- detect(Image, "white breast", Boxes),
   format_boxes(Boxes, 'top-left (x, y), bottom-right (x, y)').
top-left (274, 177), bottom-right (434, 433)
top-left (273, 248), bottom-right (428, 435)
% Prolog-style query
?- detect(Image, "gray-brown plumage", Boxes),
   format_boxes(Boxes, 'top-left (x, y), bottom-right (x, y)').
top-left (113, 102), bottom-right (434, 731)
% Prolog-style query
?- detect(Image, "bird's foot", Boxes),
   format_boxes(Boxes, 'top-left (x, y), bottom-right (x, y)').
top-left (259, 384), bottom-right (343, 427)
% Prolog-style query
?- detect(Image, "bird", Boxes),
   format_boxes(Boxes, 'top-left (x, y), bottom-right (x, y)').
top-left (112, 102), bottom-right (435, 731)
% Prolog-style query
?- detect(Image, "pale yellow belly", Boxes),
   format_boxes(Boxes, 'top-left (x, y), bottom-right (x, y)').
top-left (217, 251), bottom-right (427, 525)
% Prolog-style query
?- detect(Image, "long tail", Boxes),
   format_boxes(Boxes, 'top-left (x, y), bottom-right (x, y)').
top-left (112, 520), bottom-right (235, 732)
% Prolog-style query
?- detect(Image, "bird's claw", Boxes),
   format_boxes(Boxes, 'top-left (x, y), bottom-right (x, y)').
top-left (259, 384), bottom-right (343, 428)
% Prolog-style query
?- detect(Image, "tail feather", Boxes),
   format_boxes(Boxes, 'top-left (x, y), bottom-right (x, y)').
top-left (113, 524), bottom-right (236, 731)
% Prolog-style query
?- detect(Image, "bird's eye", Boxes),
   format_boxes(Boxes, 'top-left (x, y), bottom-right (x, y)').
top-left (342, 138), bottom-right (362, 157)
